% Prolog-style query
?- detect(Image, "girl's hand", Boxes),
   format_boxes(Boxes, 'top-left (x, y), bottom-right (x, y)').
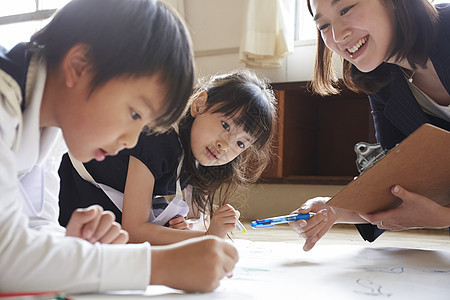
top-left (206, 204), bottom-right (240, 238)
top-left (168, 215), bottom-right (191, 230)
top-left (289, 197), bottom-right (335, 251)
top-left (66, 205), bottom-right (129, 244)
top-left (361, 185), bottom-right (450, 231)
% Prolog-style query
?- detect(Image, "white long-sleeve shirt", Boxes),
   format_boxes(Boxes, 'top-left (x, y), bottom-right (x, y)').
top-left (0, 54), bottom-right (151, 293)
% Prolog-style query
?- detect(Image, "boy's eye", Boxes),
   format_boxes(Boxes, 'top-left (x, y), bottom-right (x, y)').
top-left (131, 110), bottom-right (141, 120)
top-left (221, 121), bottom-right (230, 131)
top-left (237, 141), bottom-right (245, 149)
top-left (340, 5), bottom-right (354, 16)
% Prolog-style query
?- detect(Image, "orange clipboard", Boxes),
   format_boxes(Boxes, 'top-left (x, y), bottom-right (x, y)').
top-left (327, 124), bottom-right (450, 214)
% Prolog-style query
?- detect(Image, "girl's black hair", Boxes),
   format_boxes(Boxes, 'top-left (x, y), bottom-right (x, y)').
top-left (307, 0), bottom-right (439, 95)
top-left (31, 0), bottom-right (194, 130)
top-left (178, 70), bottom-right (277, 216)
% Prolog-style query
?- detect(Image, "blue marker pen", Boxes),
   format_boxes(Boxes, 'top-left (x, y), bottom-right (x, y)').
top-left (250, 213), bottom-right (313, 229)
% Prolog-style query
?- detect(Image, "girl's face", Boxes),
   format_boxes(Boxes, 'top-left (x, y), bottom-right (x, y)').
top-left (310, 0), bottom-right (396, 72)
top-left (190, 99), bottom-right (255, 167)
top-left (59, 74), bottom-right (168, 163)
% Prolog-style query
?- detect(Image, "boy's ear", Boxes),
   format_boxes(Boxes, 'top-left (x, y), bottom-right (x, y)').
top-left (190, 90), bottom-right (208, 117)
top-left (63, 44), bottom-right (91, 88)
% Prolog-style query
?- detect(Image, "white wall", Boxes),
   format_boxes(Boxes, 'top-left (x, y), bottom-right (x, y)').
top-left (184, 0), bottom-right (318, 83)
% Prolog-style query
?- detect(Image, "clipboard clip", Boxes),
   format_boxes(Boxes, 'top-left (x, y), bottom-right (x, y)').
top-left (354, 142), bottom-right (388, 174)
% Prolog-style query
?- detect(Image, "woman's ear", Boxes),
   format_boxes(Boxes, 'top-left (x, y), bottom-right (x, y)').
top-left (190, 90), bottom-right (208, 117)
top-left (63, 43), bottom-right (91, 88)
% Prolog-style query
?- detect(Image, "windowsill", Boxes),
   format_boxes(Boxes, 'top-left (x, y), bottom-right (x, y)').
top-left (294, 39), bottom-right (317, 47)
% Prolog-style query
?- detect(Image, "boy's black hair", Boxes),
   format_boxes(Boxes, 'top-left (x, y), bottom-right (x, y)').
top-left (178, 70), bottom-right (277, 216)
top-left (31, 0), bottom-right (194, 130)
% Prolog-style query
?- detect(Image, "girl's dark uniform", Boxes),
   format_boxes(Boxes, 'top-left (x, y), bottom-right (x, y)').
top-left (58, 131), bottom-right (188, 226)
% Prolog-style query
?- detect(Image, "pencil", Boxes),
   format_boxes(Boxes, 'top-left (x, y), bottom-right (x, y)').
top-left (236, 219), bottom-right (247, 233)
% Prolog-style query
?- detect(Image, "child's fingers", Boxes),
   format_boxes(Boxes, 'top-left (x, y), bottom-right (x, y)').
top-left (102, 228), bottom-right (129, 244)
top-left (222, 241), bottom-right (239, 264)
top-left (86, 211), bottom-right (115, 243)
top-left (79, 205), bottom-right (104, 240)
top-left (215, 204), bottom-right (234, 213)
top-left (168, 216), bottom-right (184, 225)
top-left (110, 230), bottom-right (129, 244)
top-left (171, 222), bottom-right (190, 230)
top-left (96, 222), bottom-right (124, 244)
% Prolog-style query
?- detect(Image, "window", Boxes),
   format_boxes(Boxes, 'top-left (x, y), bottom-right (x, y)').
top-left (0, 0), bottom-right (70, 50)
top-left (294, 0), bottom-right (316, 41)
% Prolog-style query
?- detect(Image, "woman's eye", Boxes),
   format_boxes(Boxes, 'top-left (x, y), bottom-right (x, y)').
top-left (237, 141), bottom-right (245, 149)
top-left (221, 121), bottom-right (230, 131)
top-left (340, 5), bottom-right (354, 16)
top-left (131, 110), bottom-right (141, 120)
top-left (318, 23), bottom-right (329, 31)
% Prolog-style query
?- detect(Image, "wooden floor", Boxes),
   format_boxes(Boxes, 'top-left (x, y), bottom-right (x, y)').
top-left (232, 222), bottom-right (450, 251)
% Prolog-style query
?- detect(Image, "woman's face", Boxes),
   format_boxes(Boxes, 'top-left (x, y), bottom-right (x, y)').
top-left (310, 0), bottom-right (396, 72)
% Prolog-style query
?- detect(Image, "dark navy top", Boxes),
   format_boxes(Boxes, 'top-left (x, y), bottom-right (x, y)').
top-left (58, 131), bottom-right (187, 226)
top-left (357, 4), bottom-right (450, 242)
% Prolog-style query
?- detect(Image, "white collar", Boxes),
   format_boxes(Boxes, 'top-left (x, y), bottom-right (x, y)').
top-left (16, 54), bottom-right (60, 175)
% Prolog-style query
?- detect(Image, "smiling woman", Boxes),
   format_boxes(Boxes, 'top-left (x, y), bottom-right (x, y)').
top-left (288, 0), bottom-right (450, 252)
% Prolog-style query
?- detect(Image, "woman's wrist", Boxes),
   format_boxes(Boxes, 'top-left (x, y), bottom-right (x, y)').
top-left (334, 207), bottom-right (366, 224)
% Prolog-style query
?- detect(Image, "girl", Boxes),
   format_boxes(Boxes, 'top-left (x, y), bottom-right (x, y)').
top-left (290, 0), bottom-right (450, 251)
top-left (0, 0), bottom-right (237, 294)
top-left (58, 70), bottom-right (277, 245)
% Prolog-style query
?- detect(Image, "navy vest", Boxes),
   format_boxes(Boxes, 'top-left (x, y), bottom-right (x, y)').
top-left (0, 43), bottom-right (34, 112)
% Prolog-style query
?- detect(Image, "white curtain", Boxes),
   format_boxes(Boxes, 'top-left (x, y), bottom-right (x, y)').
top-left (240, 0), bottom-right (294, 68)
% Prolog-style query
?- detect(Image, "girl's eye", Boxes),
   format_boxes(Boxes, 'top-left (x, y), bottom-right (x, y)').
top-left (131, 110), bottom-right (141, 120)
top-left (221, 121), bottom-right (230, 131)
top-left (340, 5), bottom-right (354, 16)
top-left (236, 141), bottom-right (245, 149)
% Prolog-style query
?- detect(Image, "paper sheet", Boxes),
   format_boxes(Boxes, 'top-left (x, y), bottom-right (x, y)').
top-left (72, 240), bottom-right (450, 299)
top-left (150, 197), bottom-right (189, 226)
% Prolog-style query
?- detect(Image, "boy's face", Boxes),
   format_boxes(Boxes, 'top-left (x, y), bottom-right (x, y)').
top-left (60, 74), bottom-right (168, 163)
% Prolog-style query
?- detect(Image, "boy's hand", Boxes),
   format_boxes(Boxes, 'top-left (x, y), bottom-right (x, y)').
top-left (289, 197), bottom-right (333, 251)
top-left (168, 215), bottom-right (191, 230)
top-left (206, 204), bottom-right (240, 238)
top-left (150, 236), bottom-right (238, 292)
top-left (66, 205), bottom-right (129, 244)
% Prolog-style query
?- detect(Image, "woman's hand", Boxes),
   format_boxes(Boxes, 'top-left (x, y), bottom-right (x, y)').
top-left (361, 185), bottom-right (450, 231)
top-left (206, 204), bottom-right (240, 238)
top-left (66, 205), bottom-right (129, 244)
top-left (289, 197), bottom-right (335, 251)
top-left (168, 215), bottom-right (191, 230)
